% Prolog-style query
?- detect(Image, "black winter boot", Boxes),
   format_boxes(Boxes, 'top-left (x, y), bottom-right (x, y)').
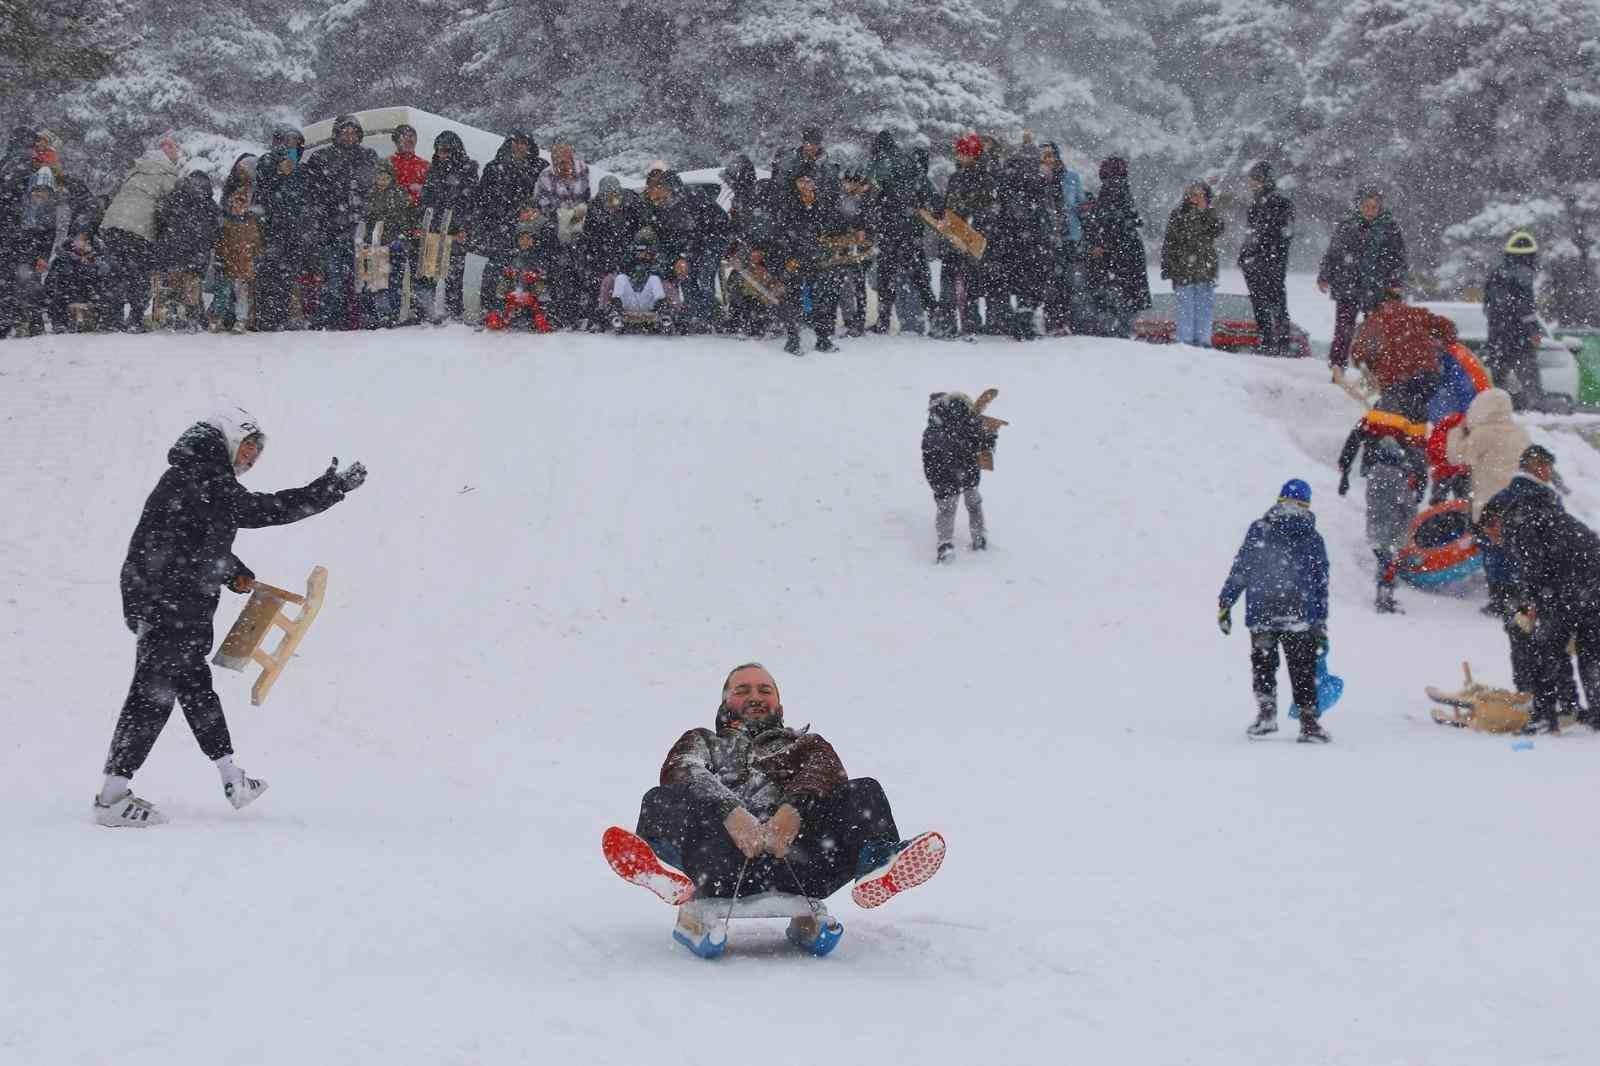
top-left (784, 333), bottom-right (802, 356)
top-left (1375, 585), bottom-right (1404, 614)
top-left (1297, 713), bottom-right (1332, 744)
top-left (1246, 695), bottom-right (1278, 737)
top-left (936, 542), bottom-right (955, 564)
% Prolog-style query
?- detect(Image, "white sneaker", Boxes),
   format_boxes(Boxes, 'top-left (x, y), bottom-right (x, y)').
top-left (224, 774), bottom-right (269, 811)
top-left (93, 791), bottom-right (167, 828)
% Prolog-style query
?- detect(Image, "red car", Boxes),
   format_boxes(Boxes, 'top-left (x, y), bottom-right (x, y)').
top-left (1133, 292), bottom-right (1313, 358)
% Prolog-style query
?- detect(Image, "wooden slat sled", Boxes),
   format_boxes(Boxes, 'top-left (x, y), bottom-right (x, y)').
top-left (212, 566), bottom-right (329, 706)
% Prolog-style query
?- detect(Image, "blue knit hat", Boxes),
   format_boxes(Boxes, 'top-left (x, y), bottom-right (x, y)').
top-left (1279, 479), bottom-right (1312, 504)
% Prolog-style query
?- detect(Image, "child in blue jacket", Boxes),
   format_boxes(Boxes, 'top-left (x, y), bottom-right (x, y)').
top-left (1218, 479), bottom-right (1332, 742)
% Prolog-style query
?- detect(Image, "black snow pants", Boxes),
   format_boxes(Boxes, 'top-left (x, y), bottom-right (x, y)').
top-left (1243, 262), bottom-right (1290, 354)
top-left (101, 228), bottom-right (154, 329)
top-left (1528, 607), bottom-right (1600, 722)
top-left (781, 267), bottom-right (841, 342)
top-left (876, 232), bottom-right (937, 330)
top-left (636, 777), bottom-right (899, 900)
top-left (1250, 629), bottom-right (1319, 714)
top-left (104, 620), bottom-right (233, 777)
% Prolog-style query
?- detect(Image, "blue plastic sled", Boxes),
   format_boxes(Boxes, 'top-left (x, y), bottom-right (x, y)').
top-left (1288, 645), bottom-right (1344, 719)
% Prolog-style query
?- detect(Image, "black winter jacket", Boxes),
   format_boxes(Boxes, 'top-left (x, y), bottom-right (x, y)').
top-left (120, 423), bottom-right (347, 633)
top-left (253, 149), bottom-right (310, 253)
top-left (580, 189), bottom-right (649, 275)
top-left (474, 134), bottom-right (546, 256)
top-left (921, 394), bottom-right (997, 495)
top-left (1484, 256), bottom-right (1539, 358)
top-left (153, 174), bottom-right (222, 273)
top-left (1239, 184), bottom-right (1294, 274)
top-left (1081, 180), bottom-right (1151, 310)
top-left (419, 135), bottom-right (479, 234)
top-left (302, 142), bottom-right (380, 248)
top-left (1318, 210), bottom-right (1406, 309)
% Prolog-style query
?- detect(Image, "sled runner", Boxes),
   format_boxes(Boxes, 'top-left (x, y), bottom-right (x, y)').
top-left (918, 208), bottom-right (988, 260)
top-left (417, 208), bottom-right (442, 279)
top-left (672, 891), bottom-right (844, 960)
top-left (973, 387), bottom-right (1009, 471)
top-left (212, 566), bottom-right (329, 706)
top-left (1426, 661), bottom-right (1532, 733)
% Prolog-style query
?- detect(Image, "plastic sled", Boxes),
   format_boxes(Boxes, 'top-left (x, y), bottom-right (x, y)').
top-left (1288, 645), bottom-right (1344, 719)
top-left (1396, 500), bottom-right (1483, 589)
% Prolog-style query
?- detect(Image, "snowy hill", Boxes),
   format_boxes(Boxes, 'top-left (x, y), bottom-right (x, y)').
top-left (4, 311), bottom-right (1600, 1064)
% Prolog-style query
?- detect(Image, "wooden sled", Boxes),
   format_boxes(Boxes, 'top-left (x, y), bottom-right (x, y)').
top-left (918, 208), bottom-right (988, 260)
top-left (1426, 661), bottom-right (1532, 733)
top-left (821, 234), bottom-right (877, 268)
top-left (974, 387), bottom-right (1009, 471)
top-left (723, 256), bottom-right (785, 307)
top-left (212, 566), bottom-right (329, 706)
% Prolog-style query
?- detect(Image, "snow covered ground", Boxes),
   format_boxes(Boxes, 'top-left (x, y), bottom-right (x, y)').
top-left (4, 293), bottom-right (1599, 1065)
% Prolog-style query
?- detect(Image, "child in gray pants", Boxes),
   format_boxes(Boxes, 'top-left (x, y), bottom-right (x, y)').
top-left (921, 392), bottom-right (997, 563)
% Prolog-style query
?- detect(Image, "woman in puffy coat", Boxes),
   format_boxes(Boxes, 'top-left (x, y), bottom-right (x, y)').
top-left (1447, 387), bottom-right (1530, 522)
top-left (100, 135), bottom-right (184, 329)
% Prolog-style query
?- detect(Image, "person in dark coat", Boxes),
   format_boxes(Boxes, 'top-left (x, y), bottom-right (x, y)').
top-left (772, 166), bottom-right (844, 355)
top-left (151, 170), bottom-right (222, 329)
top-left (473, 131), bottom-right (545, 314)
top-left (301, 114), bottom-right (380, 329)
top-left (0, 125), bottom-right (40, 321)
top-left (252, 133), bottom-right (310, 331)
top-left (1238, 161), bottom-right (1295, 356)
top-left (922, 391), bottom-right (996, 562)
top-left (1490, 446), bottom-right (1599, 733)
top-left (1079, 156), bottom-right (1151, 337)
top-left (1482, 230), bottom-right (1544, 410)
top-left (417, 130), bottom-right (479, 321)
top-left (578, 176), bottom-right (649, 326)
top-left (602, 663), bottom-right (947, 958)
top-left (3, 165), bottom-right (59, 336)
top-left (1318, 186), bottom-right (1407, 379)
top-left (865, 130), bottom-right (937, 334)
top-left (1336, 412), bottom-right (1427, 614)
top-left (1480, 448), bottom-right (1584, 731)
top-left (936, 134), bottom-right (997, 335)
top-left (773, 125), bottom-right (842, 207)
top-left (643, 168), bottom-right (729, 332)
top-left (45, 220), bottom-right (114, 331)
top-left (1160, 180), bottom-right (1224, 347)
top-left (93, 410), bottom-right (367, 827)
top-left (989, 143), bottom-right (1060, 340)
top-left (1217, 479), bottom-right (1332, 742)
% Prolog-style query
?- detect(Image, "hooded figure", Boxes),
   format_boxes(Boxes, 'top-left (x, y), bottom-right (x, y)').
top-left (303, 114), bottom-right (380, 247)
top-left (1078, 157), bottom-right (1151, 329)
top-left (1447, 387), bottom-right (1531, 520)
top-left (419, 130), bottom-right (478, 228)
top-left (922, 392), bottom-right (996, 560)
top-left (581, 174), bottom-right (649, 279)
top-left (474, 130), bottom-right (545, 256)
top-left (153, 171), bottom-right (221, 274)
top-left (97, 411), bottom-right (366, 827)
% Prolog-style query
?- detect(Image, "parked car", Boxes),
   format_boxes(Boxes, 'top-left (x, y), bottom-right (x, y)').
top-left (1132, 291), bottom-right (1313, 359)
top-left (1415, 301), bottom-right (1580, 409)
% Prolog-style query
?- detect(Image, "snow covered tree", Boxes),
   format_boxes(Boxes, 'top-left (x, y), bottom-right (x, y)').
top-left (1001, 0), bottom-right (1196, 180)
top-left (1299, 0), bottom-right (1600, 291)
top-left (0, 0), bottom-right (113, 98)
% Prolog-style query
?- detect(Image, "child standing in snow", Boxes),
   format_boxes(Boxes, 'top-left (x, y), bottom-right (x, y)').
top-left (1337, 411), bottom-right (1427, 613)
top-left (922, 392), bottom-right (996, 563)
top-left (1218, 479), bottom-right (1332, 742)
top-left (214, 188), bottom-right (262, 332)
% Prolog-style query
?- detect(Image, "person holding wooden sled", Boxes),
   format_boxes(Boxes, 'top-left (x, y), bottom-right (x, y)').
top-left (93, 409), bottom-right (366, 827)
top-left (923, 391), bottom-right (997, 563)
top-left (1218, 479), bottom-right (1333, 742)
top-left (602, 663), bottom-right (946, 958)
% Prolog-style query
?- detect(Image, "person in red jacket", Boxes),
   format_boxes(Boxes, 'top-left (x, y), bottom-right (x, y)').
top-left (1351, 287), bottom-right (1457, 421)
top-left (389, 124), bottom-right (429, 207)
top-left (1426, 411), bottom-right (1470, 503)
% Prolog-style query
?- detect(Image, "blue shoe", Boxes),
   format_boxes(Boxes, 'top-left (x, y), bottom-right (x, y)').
top-left (672, 911), bottom-right (727, 959)
top-left (786, 915), bottom-right (845, 957)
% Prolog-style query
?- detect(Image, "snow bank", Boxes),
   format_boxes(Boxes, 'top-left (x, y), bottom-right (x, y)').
top-left (1, 326), bottom-right (1597, 1064)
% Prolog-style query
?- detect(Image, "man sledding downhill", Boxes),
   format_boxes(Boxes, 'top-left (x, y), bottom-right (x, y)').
top-left (94, 409), bottom-right (366, 827)
top-left (1217, 480), bottom-right (1333, 743)
top-left (602, 664), bottom-right (946, 959)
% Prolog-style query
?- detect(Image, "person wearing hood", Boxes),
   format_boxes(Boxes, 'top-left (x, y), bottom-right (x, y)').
top-left (1160, 180), bottom-right (1224, 347)
top-left (418, 130), bottom-right (479, 321)
top-left (220, 153), bottom-right (258, 208)
top-left (989, 143), bottom-right (1060, 340)
top-left (1448, 386), bottom-right (1531, 614)
top-left (1218, 479), bottom-right (1332, 742)
top-left (362, 159), bottom-right (419, 328)
top-left (1041, 141), bottom-right (1085, 335)
top-left (643, 168), bottom-right (729, 333)
top-left (94, 410), bottom-right (367, 827)
top-left (601, 663), bottom-right (947, 958)
top-left (150, 170), bottom-right (221, 330)
top-left (922, 391), bottom-right (997, 563)
top-left (302, 114), bottom-right (380, 330)
top-left (1238, 161), bottom-right (1295, 356)
top-left (1079, 156), bottom-right (1151, 337)
top-left (252, 131), bottom-right (310, 332)
top-left (473, 130), bottom-right (545, 310)
top-left (100, 134), bottom-right (185, 330)
top-left (1336, 410), bottom-right (1427, 614)
top-left (1318, 186), bottom-right (1407, 382)
top-left (1482, 230), bottom-right (1544, 410)
top-left (580, 175), bottom-right (649, 325)
top-left (864, 130), bottom-right (936, 334)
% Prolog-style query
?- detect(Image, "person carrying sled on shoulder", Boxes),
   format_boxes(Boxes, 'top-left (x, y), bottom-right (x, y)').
top-left (93, 409), bottom-right (367, 827)
top-left (922, 391), bottom-right (996, 563)
top-left (1337, 410), bottom-right (1427, 614)
top-left (602, 663), bottom-right (946, 958)
top-left (1218, 479), bottom-right (1332, 742)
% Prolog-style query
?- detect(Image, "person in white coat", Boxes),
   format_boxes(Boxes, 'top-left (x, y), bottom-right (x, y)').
top-left (99, 134), bottom-right (184, 330)
top-left (1448, 386), bottom-right (1532, 612)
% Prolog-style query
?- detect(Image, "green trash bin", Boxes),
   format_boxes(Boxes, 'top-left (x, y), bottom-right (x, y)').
top-left (1565, 329), bottom-right (1600, 407)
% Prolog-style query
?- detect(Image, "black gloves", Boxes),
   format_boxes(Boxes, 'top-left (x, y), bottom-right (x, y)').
top-left (325, 457), bottom-right (367, 493)
top-left (1337, 472), bottom-right (1350, 496)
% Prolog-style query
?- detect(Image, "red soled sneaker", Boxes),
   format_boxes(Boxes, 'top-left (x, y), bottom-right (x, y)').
top-left (602, 826), bottom-right (696, 905)
top-left (851, 831), bottom-right (946, 909)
